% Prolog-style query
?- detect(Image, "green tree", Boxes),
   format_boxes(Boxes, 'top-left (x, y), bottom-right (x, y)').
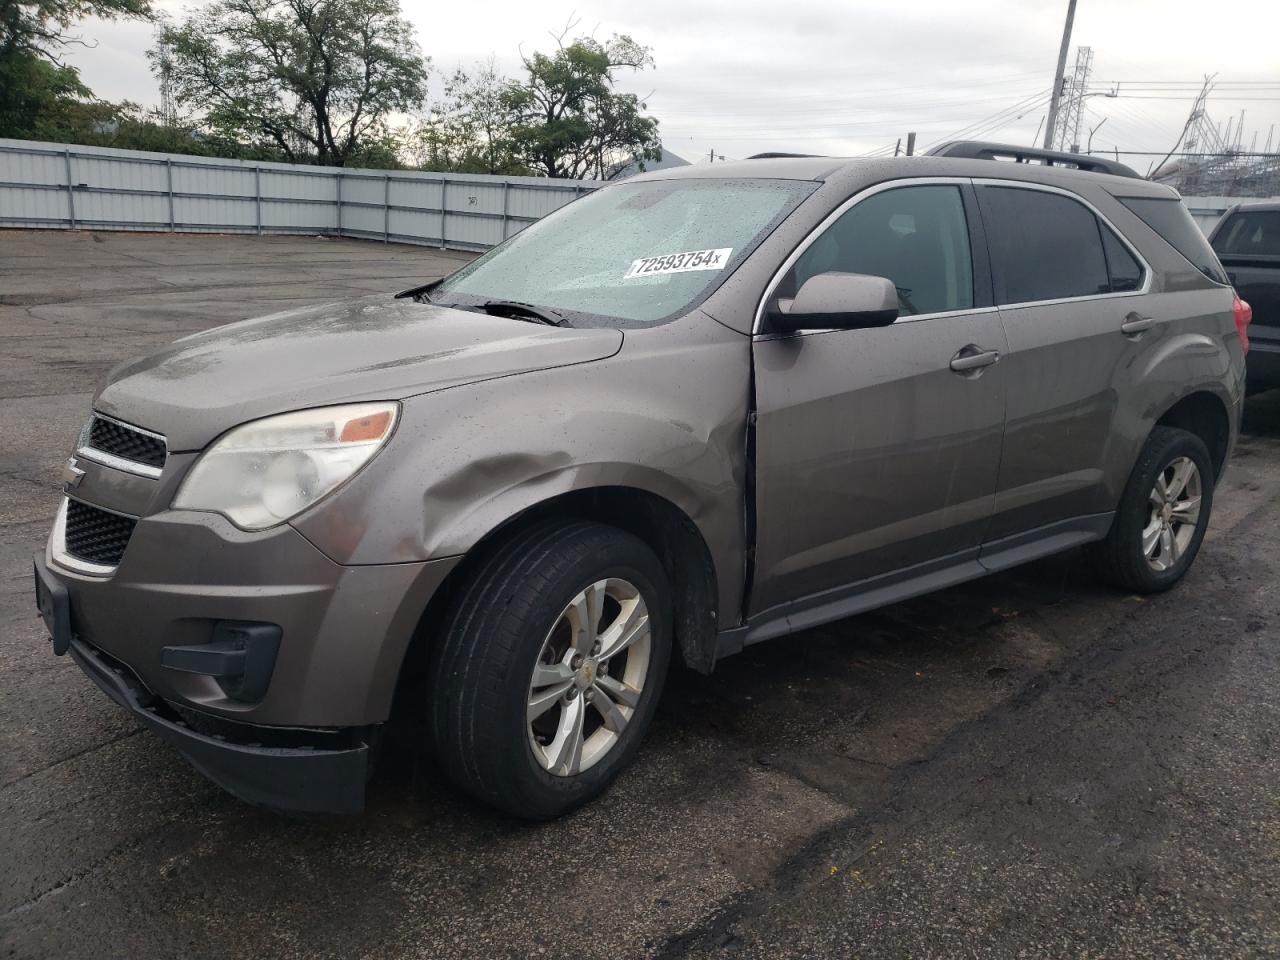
top-left (0, 0), bottom-right (152, 137)
top-left (504, 29), bottom-right (661, 180)
top-left (412, 60), bottom-right (527, 175)
top-left (154, 0), bottom-right (429, 166)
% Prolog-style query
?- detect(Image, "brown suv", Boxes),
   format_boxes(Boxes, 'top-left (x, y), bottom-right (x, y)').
top-left (34, 142), bottom-right (1249, 819)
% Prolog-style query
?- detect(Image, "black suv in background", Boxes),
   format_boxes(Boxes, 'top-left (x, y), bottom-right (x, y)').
top-left (1210, 201), bottom-right (1280, 391)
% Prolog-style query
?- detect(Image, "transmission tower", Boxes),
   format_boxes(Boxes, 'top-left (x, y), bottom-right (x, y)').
top-left (154, 30), bottom-right (178, 127)
top-left (1052, 46), bottom-right (1093, 153)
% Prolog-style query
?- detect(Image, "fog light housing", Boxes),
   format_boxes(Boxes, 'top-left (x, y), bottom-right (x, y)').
top-left (161, 621), bottom-right (282, 703)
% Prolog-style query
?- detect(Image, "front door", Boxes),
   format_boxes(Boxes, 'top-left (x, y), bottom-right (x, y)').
top-left (750, 181), bottom-right (1008, 616)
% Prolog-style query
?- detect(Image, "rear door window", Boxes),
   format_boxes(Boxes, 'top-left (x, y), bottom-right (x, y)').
top-left (1118, 196), bottom-right (1229, 283)
top-left (1212, 210), bottom-right (1280, 258)
top-left (977, 186), bottom-right (1110, 304)
top-left (785, 184), bottom-right (974, 316)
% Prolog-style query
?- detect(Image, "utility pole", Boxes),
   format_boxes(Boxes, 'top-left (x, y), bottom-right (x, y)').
top-left (894, 138), bottom-right (901, 157)
top-left (1043, 0), bottom-right (1078, 150)
top-left (905, 132), bottom-right (916, 156)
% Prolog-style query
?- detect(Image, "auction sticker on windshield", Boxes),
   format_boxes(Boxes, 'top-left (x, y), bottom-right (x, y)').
top-left (623, 248), bottom-right (733, 280)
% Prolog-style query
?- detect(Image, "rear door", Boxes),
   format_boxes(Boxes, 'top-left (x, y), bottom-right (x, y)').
top-left (975, 181), bottom-right (1157, 545)
top-left (750, 180), bottom-right (1008, 614)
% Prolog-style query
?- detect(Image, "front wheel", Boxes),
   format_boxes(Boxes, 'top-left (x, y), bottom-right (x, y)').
top-left (1086, 426), bottom-right (1215, 594)
top-left (428, 521), bottom-right (672, 819)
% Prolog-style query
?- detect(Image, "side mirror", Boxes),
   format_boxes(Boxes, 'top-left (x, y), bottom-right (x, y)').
top-left (769, 272), bottom-right (899, 332)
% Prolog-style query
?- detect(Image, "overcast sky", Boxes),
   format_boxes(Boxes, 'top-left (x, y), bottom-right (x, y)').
top-left (66, 0), bottom-right (1280, 173)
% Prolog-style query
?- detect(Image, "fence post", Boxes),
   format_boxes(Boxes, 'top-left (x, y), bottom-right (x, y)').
top-left (254, 166), bottom-right (262, 236)
top-left (64, 149), bottom-right (76, 229)
top-left (383, 174), bottom-right (391, 243)
top-left (336, 171), bottom-right (343, 238)
top-left (500, 180), bottom-right (510, 241)
top-left (439, 176), bottom-right (447, 249)
top-left (165, 158), bottom-right (175, 230)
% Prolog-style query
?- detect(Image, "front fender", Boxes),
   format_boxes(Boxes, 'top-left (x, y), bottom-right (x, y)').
top-left (291, 314), bottom-right (752, 618)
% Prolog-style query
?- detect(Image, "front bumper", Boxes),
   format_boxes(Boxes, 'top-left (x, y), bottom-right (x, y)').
top-left (36, 504), bottom-right (460, 814)
top-left (43, 505), bottom-right (458, 728)
top-left (71, 629), bottom-right (369, 814)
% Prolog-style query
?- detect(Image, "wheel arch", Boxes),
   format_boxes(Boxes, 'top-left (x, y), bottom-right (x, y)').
top-left (1152, 389), bottom-right (1232, 480)
top-left (392, 485), bottom-right (724, 725)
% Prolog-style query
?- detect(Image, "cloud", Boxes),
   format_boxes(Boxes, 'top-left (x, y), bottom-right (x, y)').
top-left (64, 0), bottom-right (1280, 165)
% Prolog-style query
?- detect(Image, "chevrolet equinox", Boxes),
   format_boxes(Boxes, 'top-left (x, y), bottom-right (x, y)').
top-left (35, 141), bottom-right (1251, 819)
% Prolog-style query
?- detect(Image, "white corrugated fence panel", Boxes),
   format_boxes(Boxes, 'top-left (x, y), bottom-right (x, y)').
top-left (388, 206), bottom-right (441, 244)
top-left (339, 204), bottom-right (383, 236)
top-left (263, 200), bottom-right (336, 232)
top-left (1, 147), bottom-right (67, 187)
top-left (75, 189), bottom-right (169, 227)
top-left (0, 185), bottom-right (68, 224)
top-left (341, 176), bottom-right (384, 205)
top-left (0, 137), bottom-right (598, 250)
top-left (175, 194), bottom-right (257, 229)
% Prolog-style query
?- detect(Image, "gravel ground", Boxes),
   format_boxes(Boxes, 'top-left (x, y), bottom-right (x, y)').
top-left (2, 229), bottom-right (1278, 960)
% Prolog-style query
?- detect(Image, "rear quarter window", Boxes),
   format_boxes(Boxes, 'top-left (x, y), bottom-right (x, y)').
top-left (1117, 196), bottom-right (1229, 284)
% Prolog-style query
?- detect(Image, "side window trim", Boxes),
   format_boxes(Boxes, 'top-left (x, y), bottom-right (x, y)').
top-left (972, 178), bottom-right (1153, 309)
top-left (752, 176), bottom-right (996, 336)
top-left (1098, 217), bottom-right (1143, 292)
top-left (960, 181), bottom-right (995, 310)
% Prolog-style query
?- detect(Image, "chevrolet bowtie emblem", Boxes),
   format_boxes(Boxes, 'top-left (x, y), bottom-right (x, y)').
top-left (62, 457), bottom-right (85, 491)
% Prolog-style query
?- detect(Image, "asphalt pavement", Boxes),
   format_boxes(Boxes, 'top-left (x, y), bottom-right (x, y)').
top-left (2, 230), bottom-right (1278, 959)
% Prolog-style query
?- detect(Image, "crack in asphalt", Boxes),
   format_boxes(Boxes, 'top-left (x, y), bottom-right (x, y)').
top-left (0, 728), bottom-right (144, 793)
top-left (0, 830), bottom-right (149, 923)
top-left (649, 574), bottom-right (1245, 958)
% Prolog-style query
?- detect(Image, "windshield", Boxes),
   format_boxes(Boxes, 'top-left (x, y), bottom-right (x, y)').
top-left (429, 177), bottom-right (816, 327)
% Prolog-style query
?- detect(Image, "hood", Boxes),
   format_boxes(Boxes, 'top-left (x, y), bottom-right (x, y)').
top-left (94, 295), bottom-right (623, 451)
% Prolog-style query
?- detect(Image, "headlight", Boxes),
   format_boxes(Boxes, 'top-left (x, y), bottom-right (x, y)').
top-left (173, 403), bottom-right (399, 530)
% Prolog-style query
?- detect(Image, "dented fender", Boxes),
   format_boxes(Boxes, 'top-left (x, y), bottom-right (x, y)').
top-left (290, 312), bottom-right (754, 619)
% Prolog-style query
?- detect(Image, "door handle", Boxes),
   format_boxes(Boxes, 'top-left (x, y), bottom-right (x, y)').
top-left (949, 346), bottom-right (1000, 373)
top-left (1120, 313), bottom-right (1154, 336)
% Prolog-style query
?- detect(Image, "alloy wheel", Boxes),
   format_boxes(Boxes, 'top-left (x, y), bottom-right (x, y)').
top-left (526, 578), bottom-right (652, 776)
top-left (1143, 456), bottom-right (1202, 572)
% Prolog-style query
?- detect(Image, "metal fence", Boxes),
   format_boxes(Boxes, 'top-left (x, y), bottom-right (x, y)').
top-left (0, 138), bottom-right (598, 251)
top-left (4, 137), bottom-right (1272, 247)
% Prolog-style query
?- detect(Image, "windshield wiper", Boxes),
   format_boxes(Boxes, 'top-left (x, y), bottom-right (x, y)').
top-left (481, 300), bottom-right (571, 327)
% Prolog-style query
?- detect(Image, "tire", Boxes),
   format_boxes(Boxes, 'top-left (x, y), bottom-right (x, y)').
top-left (428, 521), bottom-right (672, 819)
top-left (1085, 426), bottom-right (1215, 594)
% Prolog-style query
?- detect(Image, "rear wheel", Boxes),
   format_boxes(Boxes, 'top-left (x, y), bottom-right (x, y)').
top-left (428, 521), bottom-right (671, 819)
top-left (1086, 426), bottom-right (1214, 594)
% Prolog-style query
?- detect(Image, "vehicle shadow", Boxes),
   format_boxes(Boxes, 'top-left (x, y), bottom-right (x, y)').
top-left (371, 547), bottom-right (1110, 820)
top-left (1242, 386), bottom-right (1280, 438)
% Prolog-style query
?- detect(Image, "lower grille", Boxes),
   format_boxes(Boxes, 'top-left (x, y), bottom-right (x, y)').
top-left (64, 499), bottom-right (137, 567)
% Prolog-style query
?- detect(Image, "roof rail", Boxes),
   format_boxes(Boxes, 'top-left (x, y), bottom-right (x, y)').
top-left (746, 152), bottom-right (825, 160)
top-left (925, 140), bottom-right (1142, 179)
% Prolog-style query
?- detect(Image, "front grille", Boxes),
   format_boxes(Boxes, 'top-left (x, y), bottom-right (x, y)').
top-left (64, 499), bottom-right (137, 567)
top-left (86, 416), bottom-right (166, 470)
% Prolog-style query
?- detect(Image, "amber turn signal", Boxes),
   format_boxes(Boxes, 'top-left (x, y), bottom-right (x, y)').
top-left (340, 411), bottom-right (393, 443)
